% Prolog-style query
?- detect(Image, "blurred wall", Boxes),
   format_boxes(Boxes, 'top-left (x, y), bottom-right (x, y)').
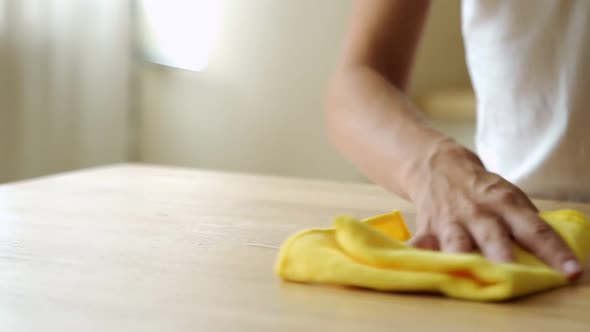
top-left (412, 0), bottom-right (470, 94)
top-left (138, 0), bottom-right (472, 181)
top-left (0, 0), bottom-right (131, 183)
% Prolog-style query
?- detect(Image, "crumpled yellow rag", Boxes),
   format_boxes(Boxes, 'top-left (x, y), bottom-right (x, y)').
top-left (274, 209), bottom-right (590, 301)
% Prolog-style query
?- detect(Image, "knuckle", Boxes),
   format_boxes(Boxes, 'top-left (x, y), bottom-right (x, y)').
top-left (480, 226), bottom-right (510, 244)
top-left (529, 222), bottom-right (554, 238)
top-left (464, 202), bottom-right (486, 218)
top-left (443, 232), bottom-right (469, 246)
top-left (496, 189), bottom-right (518, 205)
top-left (480, 173), bottom-right (507, 191)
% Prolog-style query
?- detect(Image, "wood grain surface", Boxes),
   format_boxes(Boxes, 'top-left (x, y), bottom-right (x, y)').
top-left (1, 164), bottom-right (589, 331)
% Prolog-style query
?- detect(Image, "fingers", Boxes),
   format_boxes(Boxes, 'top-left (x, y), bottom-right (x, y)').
top-left (506, 209), bottom-right (582, 280)
top-left (409, 232), bottom-right (440, 251)
top-left (409, 215), bottom-right (440, 250)
top-left (438, 222), bottom-right (473, 253)
top-left (467, 216), bottom-right (514, 263)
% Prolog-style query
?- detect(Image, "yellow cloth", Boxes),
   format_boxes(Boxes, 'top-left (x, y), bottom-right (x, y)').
top-left (274, 209), bottom-right (590, 301)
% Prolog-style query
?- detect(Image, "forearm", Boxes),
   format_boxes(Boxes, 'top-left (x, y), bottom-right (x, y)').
top-left (324, 0), bottom-right (582, 278)
top-left (325, 65), bottom-right (469, 199)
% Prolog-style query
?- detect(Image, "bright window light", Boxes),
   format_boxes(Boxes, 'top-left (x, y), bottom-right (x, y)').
top-left (139, 0), bottom-right (223, 71)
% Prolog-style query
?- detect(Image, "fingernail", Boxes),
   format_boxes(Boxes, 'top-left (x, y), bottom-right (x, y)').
top-left (562, 259), bottom-right (583, 281)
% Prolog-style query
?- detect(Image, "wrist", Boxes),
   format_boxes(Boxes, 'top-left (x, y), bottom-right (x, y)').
top-left (403, 138), bottom-right (484, 201)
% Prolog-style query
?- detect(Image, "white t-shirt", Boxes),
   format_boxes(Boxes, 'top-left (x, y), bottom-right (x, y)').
top-left (462, 0), bottom-right (590, 202)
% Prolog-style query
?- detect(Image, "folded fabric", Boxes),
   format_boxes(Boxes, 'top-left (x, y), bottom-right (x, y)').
top-left (274, 209), bottom-right (590, 301)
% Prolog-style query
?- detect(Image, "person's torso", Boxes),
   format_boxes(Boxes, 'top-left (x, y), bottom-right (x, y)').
top-left (462, 0), bottom-right (590, 202)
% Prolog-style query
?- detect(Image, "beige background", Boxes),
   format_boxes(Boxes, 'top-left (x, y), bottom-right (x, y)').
top-left (0, 0), bottom-right (131, 183)
top-left (138, 0), bottom-right (473, 182)
top-left (0, 0), bottom-right (473, 183)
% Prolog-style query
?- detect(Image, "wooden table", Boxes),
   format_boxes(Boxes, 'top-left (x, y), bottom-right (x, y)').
top-left (1, 164), bottom-right (589, 331)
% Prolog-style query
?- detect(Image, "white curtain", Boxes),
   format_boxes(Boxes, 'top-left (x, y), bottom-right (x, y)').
top-left (0, 0), bottom-right (132, 182)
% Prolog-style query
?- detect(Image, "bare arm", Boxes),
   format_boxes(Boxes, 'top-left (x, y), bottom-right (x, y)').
top-left (326, 0), bottom-right (582, 279)
top-left (326, 0), bottom-right (440, 199)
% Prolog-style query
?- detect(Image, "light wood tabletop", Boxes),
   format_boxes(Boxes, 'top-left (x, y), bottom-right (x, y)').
top-left (1, 164), bottom-right (589, 332)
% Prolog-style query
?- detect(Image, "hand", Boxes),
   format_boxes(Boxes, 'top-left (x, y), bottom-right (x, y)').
top-left (406, 141), bottom-right (583, 280)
